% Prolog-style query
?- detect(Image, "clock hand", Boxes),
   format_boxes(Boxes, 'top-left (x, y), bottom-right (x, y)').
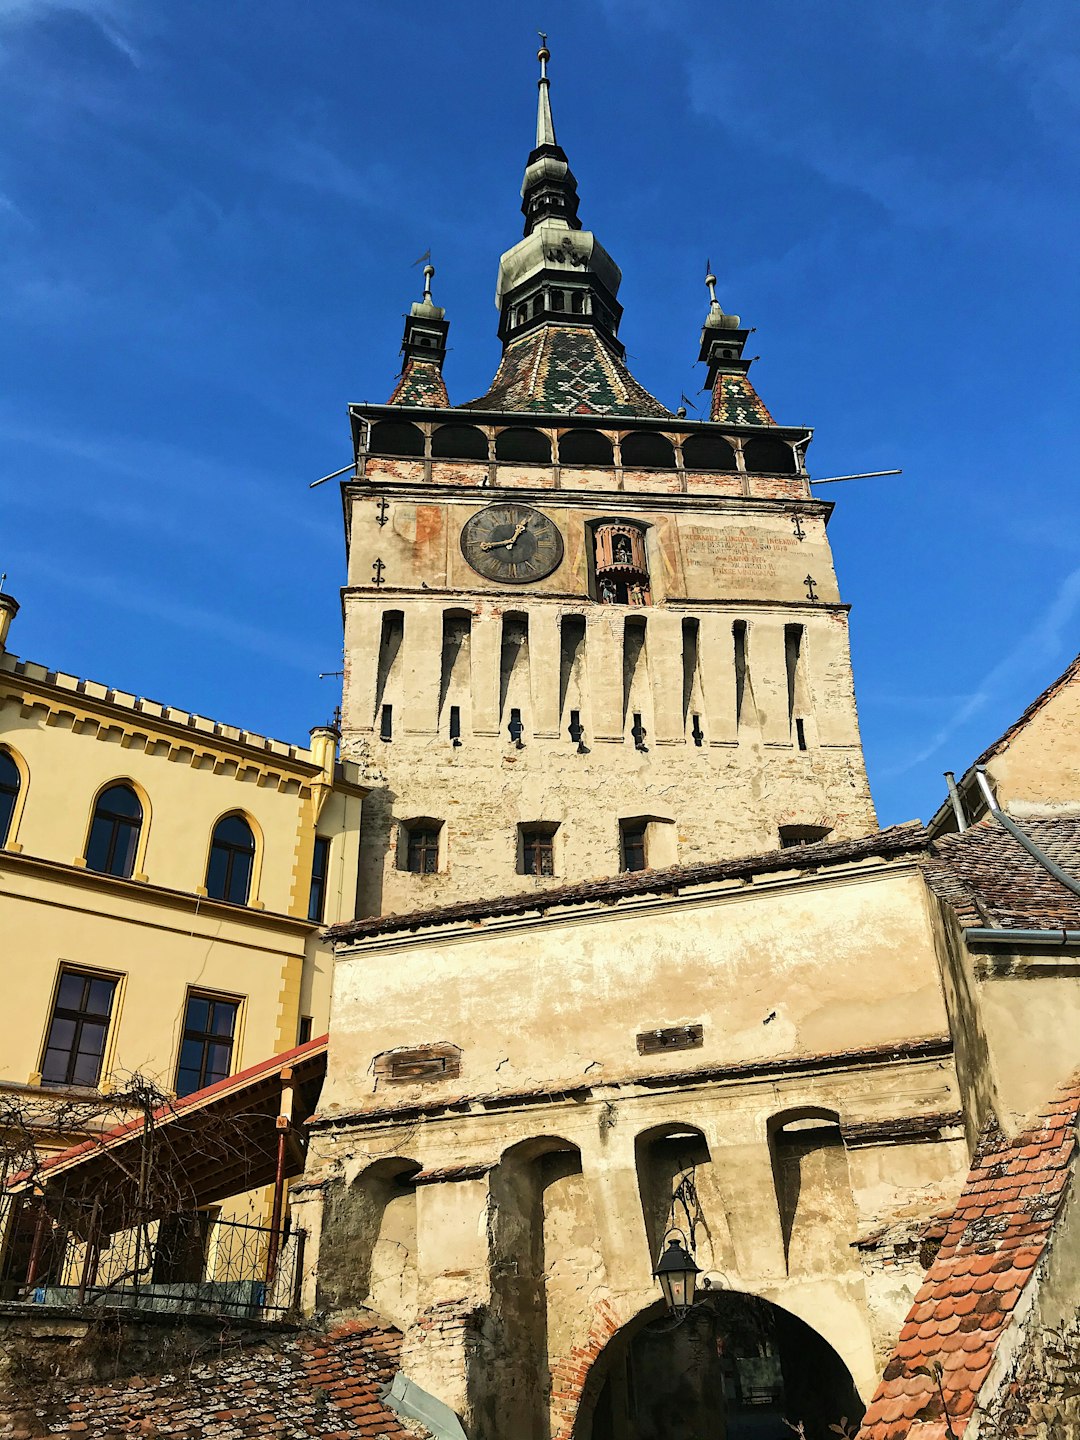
top-left (478, 518), bottom-right (529, 552)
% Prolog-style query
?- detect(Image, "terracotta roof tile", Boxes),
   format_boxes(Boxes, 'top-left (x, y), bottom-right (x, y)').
top-left (923, 815), bottom-right (1080, 931)
top-left (856, 1070), bottom-right (1080, 1440)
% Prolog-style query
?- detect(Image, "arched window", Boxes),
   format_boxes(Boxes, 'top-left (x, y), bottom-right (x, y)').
top-left (206, 814), bottom-right (256, 905)
top-left (558, 430), bottom-right (613, 467)
top-left (368, 420), bottom-right (424, 458)
top-left (743, 436), bottom-right (798, 475)
top-left (620, 432), bottom-right (677, 470)
top-left (682, 432), bottom-right (737, 471)
top-left (85, 783), bottom-right (142, 879)
top-left (495, 428), bottom-right (552, 464)
top-left (431, 425), bottom-right (489, 461)
top-left (0, 750), bottom-right (20, 847)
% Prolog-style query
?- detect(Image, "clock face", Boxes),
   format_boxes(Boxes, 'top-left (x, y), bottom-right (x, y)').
top-left (460, 503), bottom-right (564, 584)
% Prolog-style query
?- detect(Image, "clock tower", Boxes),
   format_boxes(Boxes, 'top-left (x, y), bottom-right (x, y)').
top-left (340, 43), bottom-right (876, 917)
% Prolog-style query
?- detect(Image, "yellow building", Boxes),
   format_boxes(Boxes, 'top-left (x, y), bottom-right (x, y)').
top-left (0, 588), bottom-right (365, 1178)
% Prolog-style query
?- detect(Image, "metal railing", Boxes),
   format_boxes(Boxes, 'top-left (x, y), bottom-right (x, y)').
top-left (14, 1211), bottom-right (306, 1320)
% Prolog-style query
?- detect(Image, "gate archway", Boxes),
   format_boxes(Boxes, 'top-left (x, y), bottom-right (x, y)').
top-left (574, 1290), bottom-right (864, 1440)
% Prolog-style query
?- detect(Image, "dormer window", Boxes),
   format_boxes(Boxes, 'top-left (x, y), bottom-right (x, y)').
top-left (594, 522), bottom-right (650, 606)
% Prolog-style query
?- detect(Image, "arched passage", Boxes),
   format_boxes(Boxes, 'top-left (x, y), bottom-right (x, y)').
top-left (576, 1290), bottom-right (864, 1440)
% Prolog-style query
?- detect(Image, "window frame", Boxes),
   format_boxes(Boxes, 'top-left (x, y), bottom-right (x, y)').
top-left (403, 822), bottom-right (442, 874)
top-left (84, 781), bottom-right (144, 880)
top-left (620, 819), bottom-right (649, 873)
top-left (0, 746), bottom-right (25, 850)
top-left (519, 823), bottom-right (558, 877)
top-left (204, 812), bottom-right (258, 906)
top-left (308, 834), bottom-right (331, 922)
top-left (39, 966), bottom-right (120, 1090)
top-left (175, 989), bottom-right (242, 1097)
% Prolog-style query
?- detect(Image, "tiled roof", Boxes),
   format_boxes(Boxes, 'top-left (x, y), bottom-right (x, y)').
top-left (389, 356), bottom-right (449, 407)
top-left (856, 1071), bottom-right (1080, 1440)
top-left (326, 821), bottom-right (928, 942)
top-left (0, 1318), bottom-right (429, 1439)
top-left (464, 322), bottom-right (672, 418)
top-left (924, 816), bottom-right (1080, 930)
top-left (711, 371), bottom-right (774, 426)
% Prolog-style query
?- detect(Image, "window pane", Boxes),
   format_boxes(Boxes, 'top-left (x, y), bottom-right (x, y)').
top-left (76, 1022), bottom-right (106, 1056)
top-left (71, 1049), bottom-right (104, 1087)
top-left (185, 996), bottom-right (209, 1034)
top-left (87, 979), bottom-right (116, 1017)
top-left (113, 819), bottom-right (139, 879)
top-left (209, 1002), bottom-right (236, 1037)
top-left (205, 844), bottom-right (229, 900)
top-left (224, 850), bottom-right (252, 905)
top-left (176, 1064), bottom-right (201, 1097)
top-left (99, 784), bottom-right (141, 820)
top-left (45, 1016), bottom-right (76, 1052)
top-left (216, 815), bottom-right (254, 851)
top-left (206, 1043), bottom-right (232, 1083)
top-left (85, 816), bottom-right (114, 873)
top-left (41, 1047), bottom-right (72, 1085)
top-left (57, 973), bottom-right (86, 1009)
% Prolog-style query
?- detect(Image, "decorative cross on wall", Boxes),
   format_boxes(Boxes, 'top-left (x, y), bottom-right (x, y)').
top-left (375, 497), bottom-right (389, 527)
top-left (372, 558), bottom-right (386, 588)
top-left (792, 513), bottom-right (806, 541)
top-left (804, 574), bottom-right (818, 601)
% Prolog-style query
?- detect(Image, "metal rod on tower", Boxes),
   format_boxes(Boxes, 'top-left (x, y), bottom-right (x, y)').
top-left (808, 469), bottom-right (903, 486)
top-left (309, 464), bottom-right (355, 489)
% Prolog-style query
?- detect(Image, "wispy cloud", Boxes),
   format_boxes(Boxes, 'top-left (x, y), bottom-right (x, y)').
top-left (881, 565), bottom-right (1080, 777)
top-left (0, 0), bottom-right (142, 66)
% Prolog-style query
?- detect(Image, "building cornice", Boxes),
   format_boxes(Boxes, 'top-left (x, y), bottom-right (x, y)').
top-left (0, 847), bottom-right (317, 938)
top-left (309, 1034), bottom-right (954, 1131)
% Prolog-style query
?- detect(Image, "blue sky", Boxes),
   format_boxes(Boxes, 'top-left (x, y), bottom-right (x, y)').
top-left (1, 0), bottom-right (1078, 827)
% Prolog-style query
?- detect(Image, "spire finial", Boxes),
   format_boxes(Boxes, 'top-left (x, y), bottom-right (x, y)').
top-left (422, 263), bottom-right (435, 305)
top-left (705, 259), bottom-right (718, 307)
top-left (536, 32), bottom-right (556, 147)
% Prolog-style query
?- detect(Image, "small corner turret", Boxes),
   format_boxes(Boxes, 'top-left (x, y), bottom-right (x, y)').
top-left (388, 263), bottom-right (450, 408)
top-left (697, 264), bottom-right (775, 427)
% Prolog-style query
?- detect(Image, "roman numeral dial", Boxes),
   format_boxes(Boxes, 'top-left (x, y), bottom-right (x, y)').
top-left (460, 503), bottom-right (564, 584)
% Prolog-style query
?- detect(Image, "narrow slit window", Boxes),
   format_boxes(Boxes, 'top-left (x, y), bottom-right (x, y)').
top-left (691, 714), bottom-right (705, 747)
top-left (621, 820), bottom-right (648, 873)
top-left (508, 707), bottom-right (524, 746)
top-left (631, 712), bottom-right (648, 750)
top-left (449, 705), bottom-right (461, 744)
top-left (308, 835), bottom-right (331, 922)
top-left (0, 751), bottom-right (21, 847)
top-left (795, 718), bottom-right (807, 752)
top-left (733, 620), bottom-right (748, 728)
top-left (568, 709), bottom-right (585, 747)
top-left (380, 704), bottom-right (393, 742)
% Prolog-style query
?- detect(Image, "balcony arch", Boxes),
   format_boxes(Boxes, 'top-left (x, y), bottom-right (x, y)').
top-left (558, 429), bottom-right (613, 467)
top-left (431, 424), bottom-right (489, 461)
top-left (367, 420), bottom-right (424, 458)
top-left (495, 427), bottom-right (552, 464)
top-left (743, 434), bottom-right (799, 474)
top-left (682, 431), bottom-right (737, 471)
top-left (620, 431), bottom-right (677, 470)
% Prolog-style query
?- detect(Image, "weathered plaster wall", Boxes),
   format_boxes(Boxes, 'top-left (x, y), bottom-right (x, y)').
top-left (342, 458), bottom-right (875, 913)
top-left (324, 863), bottom-right (948, 1107)
top-left (298, 858), bottom-right (971, 1438)
top-left (987, 671), bottom-right (1080, 815)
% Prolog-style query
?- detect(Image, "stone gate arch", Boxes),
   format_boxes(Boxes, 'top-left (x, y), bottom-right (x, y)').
top-left (567, 1289), bottom-right (865, 1440)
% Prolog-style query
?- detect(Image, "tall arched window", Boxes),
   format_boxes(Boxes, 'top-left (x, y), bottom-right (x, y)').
top-left (0, 750), bottom-right (20, 847)
top-left (85, 783), bottom-right (142, 878)
top-left (205, 814), bottom-right (256, 905)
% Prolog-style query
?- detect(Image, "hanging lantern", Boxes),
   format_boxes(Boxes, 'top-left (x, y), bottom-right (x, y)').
top-left (653, 1234), bottom-right (700, 1314)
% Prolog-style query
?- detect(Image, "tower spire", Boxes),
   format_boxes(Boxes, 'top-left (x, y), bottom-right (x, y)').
top-left (536, 33), bottom-right (556, 148)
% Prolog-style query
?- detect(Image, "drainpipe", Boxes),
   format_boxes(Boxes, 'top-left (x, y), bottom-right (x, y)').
top-left (963, 928), bottom-right (1080, 948)
top-left (944, 771), bottom-right (968, 832)
top-left (974, 767), bottom-right (1080, 902)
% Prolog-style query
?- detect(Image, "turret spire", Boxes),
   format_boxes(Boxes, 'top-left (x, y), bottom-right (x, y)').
top-left (536, 33), bottom-right (556, 148)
